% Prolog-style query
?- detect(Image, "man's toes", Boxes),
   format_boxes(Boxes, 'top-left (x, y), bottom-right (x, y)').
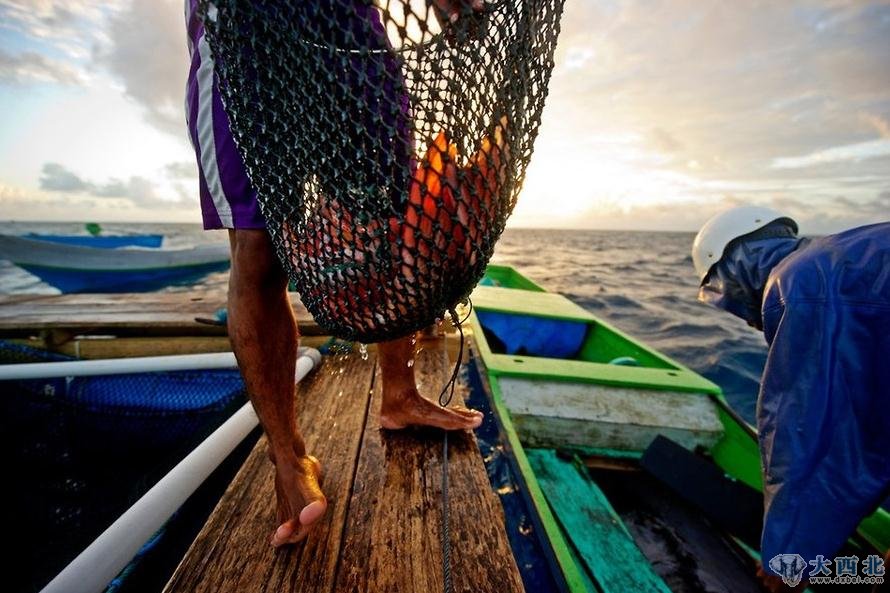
top-left (455, 408), bottom-right (483, 420)
top-left (300, 499), bottom-right (327, 525)
top-left (271, 519), bottom-right (297, 547)
top-left (462, 411), bottom-right (483, 428)
top-left (449, 407), bottom-right (483, 426)
top-left (270, 498), bottom-right (327, 548)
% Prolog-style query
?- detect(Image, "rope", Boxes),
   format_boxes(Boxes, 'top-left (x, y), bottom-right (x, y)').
top-left (438, 299), bottom-right (473, 407)
top-left (441, 429), bottom-right (452, 593)
top-left (437, 297), bottom-right (471, 593)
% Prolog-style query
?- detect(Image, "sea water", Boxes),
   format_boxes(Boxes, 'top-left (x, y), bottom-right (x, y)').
top-left (0, 222), bottom-right (766, 422)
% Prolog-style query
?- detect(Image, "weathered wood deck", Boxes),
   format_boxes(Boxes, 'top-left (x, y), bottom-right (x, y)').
top-left (163, 337), bottom-right (524, 593)
top-left (0, 291), bottom-right (320, 339)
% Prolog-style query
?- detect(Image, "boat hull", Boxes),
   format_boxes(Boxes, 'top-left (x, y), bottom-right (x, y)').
top-left (0, 235), bottom-right (230, 293)
top-left (19, 261), bottom-right (231, 293)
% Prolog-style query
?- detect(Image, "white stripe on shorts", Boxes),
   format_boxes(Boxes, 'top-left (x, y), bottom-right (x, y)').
top-left (196, 32), bottom-right (233, 225)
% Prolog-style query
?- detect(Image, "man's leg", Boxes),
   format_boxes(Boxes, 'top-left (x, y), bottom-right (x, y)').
top-left (227, 229), bottom-right (326, 547)
top-left (378, 335), bottom-right (483, 430)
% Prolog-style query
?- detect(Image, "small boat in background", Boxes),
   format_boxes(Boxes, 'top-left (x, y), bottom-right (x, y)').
top-left (24, 222), bottom-right (164, 250)
top-left (25, 233), bottom-right (164, 249)
top-left (0, 234), bottom-right (230, 293)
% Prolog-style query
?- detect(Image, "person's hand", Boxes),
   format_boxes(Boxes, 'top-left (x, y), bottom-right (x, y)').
top-left (431, 0), bottom-right (485, 24)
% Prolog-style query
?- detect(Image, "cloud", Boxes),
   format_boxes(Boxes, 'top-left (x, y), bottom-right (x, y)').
top-left (0, 181), bottom-right (200, 222)
top-left (649, 128), bottom-right (684, 154)
top-left (857, 189), bottom-right (890, 215)
top-left (771, 139), bottom-right (890, 169)
top-left (94, 176), bottom-right (160, 203)
top-left (861, 113), bottom-right (890, 139)
top-left (0, 181), bottom-right (28, 202)
top-left (0, 49), bottom-right (83, 84)
top-left (0, 1), bottom-right (121, 57)
top-left (38, 162), bottom-right (186, 206)
top-left (39, 162), bottom-right (91, 191)
top-left (94, 0), bottom-right (189, 136)
top-left (1, 1), bottom-right (188, 134)
top-left (513, 188), bottom-right (890, 235)
top-left (164, 161), bottom-right (198, 179)
top-left (547, 1), bottom-right (890, 172)
top-left (0, 2), bottom-right (128, 86)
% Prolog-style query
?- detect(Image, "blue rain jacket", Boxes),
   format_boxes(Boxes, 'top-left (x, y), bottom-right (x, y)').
top-left (758, 222), bottom-right (890, 563)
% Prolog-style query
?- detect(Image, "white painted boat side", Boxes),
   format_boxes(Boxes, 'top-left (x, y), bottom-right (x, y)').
top-left (0, 234), bottom-right (229, 270)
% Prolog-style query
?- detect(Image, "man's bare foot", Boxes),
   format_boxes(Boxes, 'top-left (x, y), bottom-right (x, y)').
top-left (269, 454), bottom-right (327, 547)
top-left (379, 387), bottom-right (483, 430)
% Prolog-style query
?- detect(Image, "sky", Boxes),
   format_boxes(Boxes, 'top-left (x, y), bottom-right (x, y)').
top-left (0, 0), bottom-right (888, 233)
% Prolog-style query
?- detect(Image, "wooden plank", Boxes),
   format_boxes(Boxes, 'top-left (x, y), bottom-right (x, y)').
top-left (163, 353), bottom-right (376, 593)
top-left (8, 335), bottom-right (335, 359)
top-left (499, 377), bottom-right (724, 453)
top-left (334, 341), bottom-right (524, 593)
top-left (0, 293), bottom-right (52, 306)
top-left (8, 336), bottom-right (234, 358)
top-left (0, 292), bottom-right (319, 337)
top-left (527, 448), bottom-right (672, 593)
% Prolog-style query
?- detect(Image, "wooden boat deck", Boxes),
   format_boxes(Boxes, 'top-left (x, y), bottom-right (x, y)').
top-left (163, 337), bottom-right (523, 593)
top-left (0, 291), bottom-right (320, 339)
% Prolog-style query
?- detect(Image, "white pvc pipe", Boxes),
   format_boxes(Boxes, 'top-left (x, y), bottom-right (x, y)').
top-left (0, 348), bottom-right (317, 380)
top-left (39, 348), bottom-right (322, 593)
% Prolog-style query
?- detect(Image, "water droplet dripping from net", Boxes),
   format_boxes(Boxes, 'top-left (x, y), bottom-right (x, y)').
top-left (359, 343), bottom-right (368, 361)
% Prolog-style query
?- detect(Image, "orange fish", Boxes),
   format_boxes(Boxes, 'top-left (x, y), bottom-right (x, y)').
top-left (286, 117), bottom-right (511, 337)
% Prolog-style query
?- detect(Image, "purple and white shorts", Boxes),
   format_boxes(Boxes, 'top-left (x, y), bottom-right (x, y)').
top-left (183, 1), bottom-right (412, 231)
top-left (184, 0), bottom-right (264, 230)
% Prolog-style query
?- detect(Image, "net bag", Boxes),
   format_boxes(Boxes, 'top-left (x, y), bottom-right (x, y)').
top-left (200, 0), bottom-right (564, 342)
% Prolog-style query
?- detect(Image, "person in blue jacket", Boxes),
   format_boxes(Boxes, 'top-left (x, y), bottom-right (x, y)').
top-left (692, 206), bottom-right (890, 588)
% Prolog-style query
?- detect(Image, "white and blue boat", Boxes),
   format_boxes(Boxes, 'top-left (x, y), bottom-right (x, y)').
top-left (0, 234), bottom-right (230, 293)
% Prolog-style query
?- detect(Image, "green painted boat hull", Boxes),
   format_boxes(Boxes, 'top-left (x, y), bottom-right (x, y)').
top-left (471, 264), bottom-right (890, 590)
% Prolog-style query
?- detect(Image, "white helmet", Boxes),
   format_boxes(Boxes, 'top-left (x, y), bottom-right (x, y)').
top-left (692, 206), bottom-right (797, 283)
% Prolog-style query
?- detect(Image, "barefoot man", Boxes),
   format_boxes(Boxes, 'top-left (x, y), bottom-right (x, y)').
top-left (184, 0), bottom-right (484, 548)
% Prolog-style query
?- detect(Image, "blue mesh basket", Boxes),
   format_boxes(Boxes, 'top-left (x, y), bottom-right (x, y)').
top-left (0, 341), bottom-right (248, 593)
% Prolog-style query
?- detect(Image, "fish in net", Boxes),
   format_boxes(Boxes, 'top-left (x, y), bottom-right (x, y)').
top-left (199, 0), bottom-right (564, 343)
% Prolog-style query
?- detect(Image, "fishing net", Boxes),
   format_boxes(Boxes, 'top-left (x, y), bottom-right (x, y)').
top-left (200, 0), bottom-right (564, 342)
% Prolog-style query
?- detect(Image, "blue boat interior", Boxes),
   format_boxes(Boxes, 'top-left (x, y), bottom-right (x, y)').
top-left (475, 310), bottom-right (679, 370)
top-left (476, 311), bottom-right (589, 359)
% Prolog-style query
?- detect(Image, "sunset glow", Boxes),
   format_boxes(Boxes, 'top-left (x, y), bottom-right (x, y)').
top-left (1, 0), bottom-right (888, 233)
